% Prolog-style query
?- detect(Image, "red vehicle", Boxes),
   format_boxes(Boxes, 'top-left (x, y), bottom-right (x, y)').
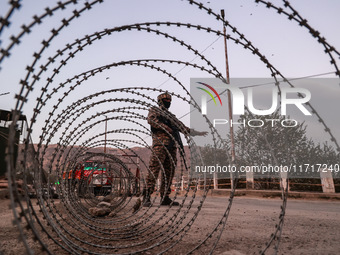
top-left (64, 161), bottom-right (113, 196)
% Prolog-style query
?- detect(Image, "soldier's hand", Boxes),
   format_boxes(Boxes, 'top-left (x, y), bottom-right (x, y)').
top-left (199, 131), bottom-right (208, 137)
top-left (190, 129), bottom-right (208, 137)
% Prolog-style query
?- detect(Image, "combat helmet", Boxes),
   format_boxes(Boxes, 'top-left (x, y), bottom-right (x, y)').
top-left (157, 91), bottom-right (172, 109)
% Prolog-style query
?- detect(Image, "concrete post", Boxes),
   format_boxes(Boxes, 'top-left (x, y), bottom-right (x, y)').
top-left (280, 170), bottom-right (289, 191)
top-left (157, 178), bottom-right (160, 192)
top-left (320, 169), bottom-right (335, 193)
top-left (213, 172), bottom-right (218, 189)
top-left (245, 167), bottom-right (254, 190)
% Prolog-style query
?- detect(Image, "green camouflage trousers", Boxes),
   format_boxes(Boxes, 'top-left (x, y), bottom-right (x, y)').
top-left (146, 141), bottom-right (177, 196)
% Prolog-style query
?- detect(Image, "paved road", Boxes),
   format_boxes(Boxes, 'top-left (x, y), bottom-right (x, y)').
top-left (1, 196), bottom-right (339, 254)
top-left (174, 196), bottom-right (340, 254)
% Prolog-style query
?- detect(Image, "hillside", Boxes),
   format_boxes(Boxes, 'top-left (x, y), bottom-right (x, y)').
top-left (17, 144), bottom-right (191, 180)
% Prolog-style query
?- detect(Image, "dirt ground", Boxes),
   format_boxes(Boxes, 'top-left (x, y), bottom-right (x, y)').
top-left (0, 196), bottom-right (339, 255)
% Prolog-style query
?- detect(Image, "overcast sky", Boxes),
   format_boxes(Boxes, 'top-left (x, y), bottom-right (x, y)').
top-left (0, 0), bottom-right (339, 149)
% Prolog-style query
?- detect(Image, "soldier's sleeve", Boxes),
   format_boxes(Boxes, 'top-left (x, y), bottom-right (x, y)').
top-left (147, 107), bottom-right (170, 132)
top-left (170, 114), bottom-right (190, 134)
top-left (172, 114), bottom-right (202, 136)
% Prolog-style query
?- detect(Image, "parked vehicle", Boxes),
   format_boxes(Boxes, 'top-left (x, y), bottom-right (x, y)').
top-left (27, 184), bottom-right (36, 198)
top-left (63, 161), bottom-right (113, 196)
top-left (27, 184), bottom-right (59, 199)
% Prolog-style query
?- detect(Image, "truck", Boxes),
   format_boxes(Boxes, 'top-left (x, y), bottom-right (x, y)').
top-left (63, 160), bottom-right (113, 196)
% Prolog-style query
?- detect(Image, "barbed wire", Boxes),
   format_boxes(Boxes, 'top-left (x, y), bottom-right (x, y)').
top-left (2, 0), bottom-right (339, 254)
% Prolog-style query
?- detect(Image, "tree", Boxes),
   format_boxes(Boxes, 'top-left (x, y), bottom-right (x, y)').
top-left (196, 111), bottom-right (339, 190)
top-left (233, 111), bottom-right (339, 179)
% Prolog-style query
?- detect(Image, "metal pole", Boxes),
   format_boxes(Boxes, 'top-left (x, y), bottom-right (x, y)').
top-left (104, 116), bottom-right (107, 154)
top-left (221, 9), bottom-right (236, 188)
top-left (101, 115), bottom-right (108, 166)
top-left (221, 10), bottom-right (230, 85)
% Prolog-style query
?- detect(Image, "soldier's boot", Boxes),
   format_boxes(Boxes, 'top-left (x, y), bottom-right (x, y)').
top-left (142, 188), bottom-right (152, 207)
top-left (161, 195), bottom-right (179, 206)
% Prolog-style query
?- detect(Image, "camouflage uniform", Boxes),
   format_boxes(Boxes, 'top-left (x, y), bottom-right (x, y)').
top-left (146, 92), bottom-right (190, 197)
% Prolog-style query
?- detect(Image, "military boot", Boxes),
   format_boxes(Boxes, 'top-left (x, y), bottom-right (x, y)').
top-left (161, 195), bottom-right (179, 206)
top-left (142, 188), bottom-right (152, 207)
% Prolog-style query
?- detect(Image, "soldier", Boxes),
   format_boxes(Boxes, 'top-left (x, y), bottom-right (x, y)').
top-left (143, 92), bottom-right (207, 207)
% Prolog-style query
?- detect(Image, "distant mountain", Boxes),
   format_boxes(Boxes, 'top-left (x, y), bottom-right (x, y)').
top-left (17, 144), bottom-right (191, 180)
